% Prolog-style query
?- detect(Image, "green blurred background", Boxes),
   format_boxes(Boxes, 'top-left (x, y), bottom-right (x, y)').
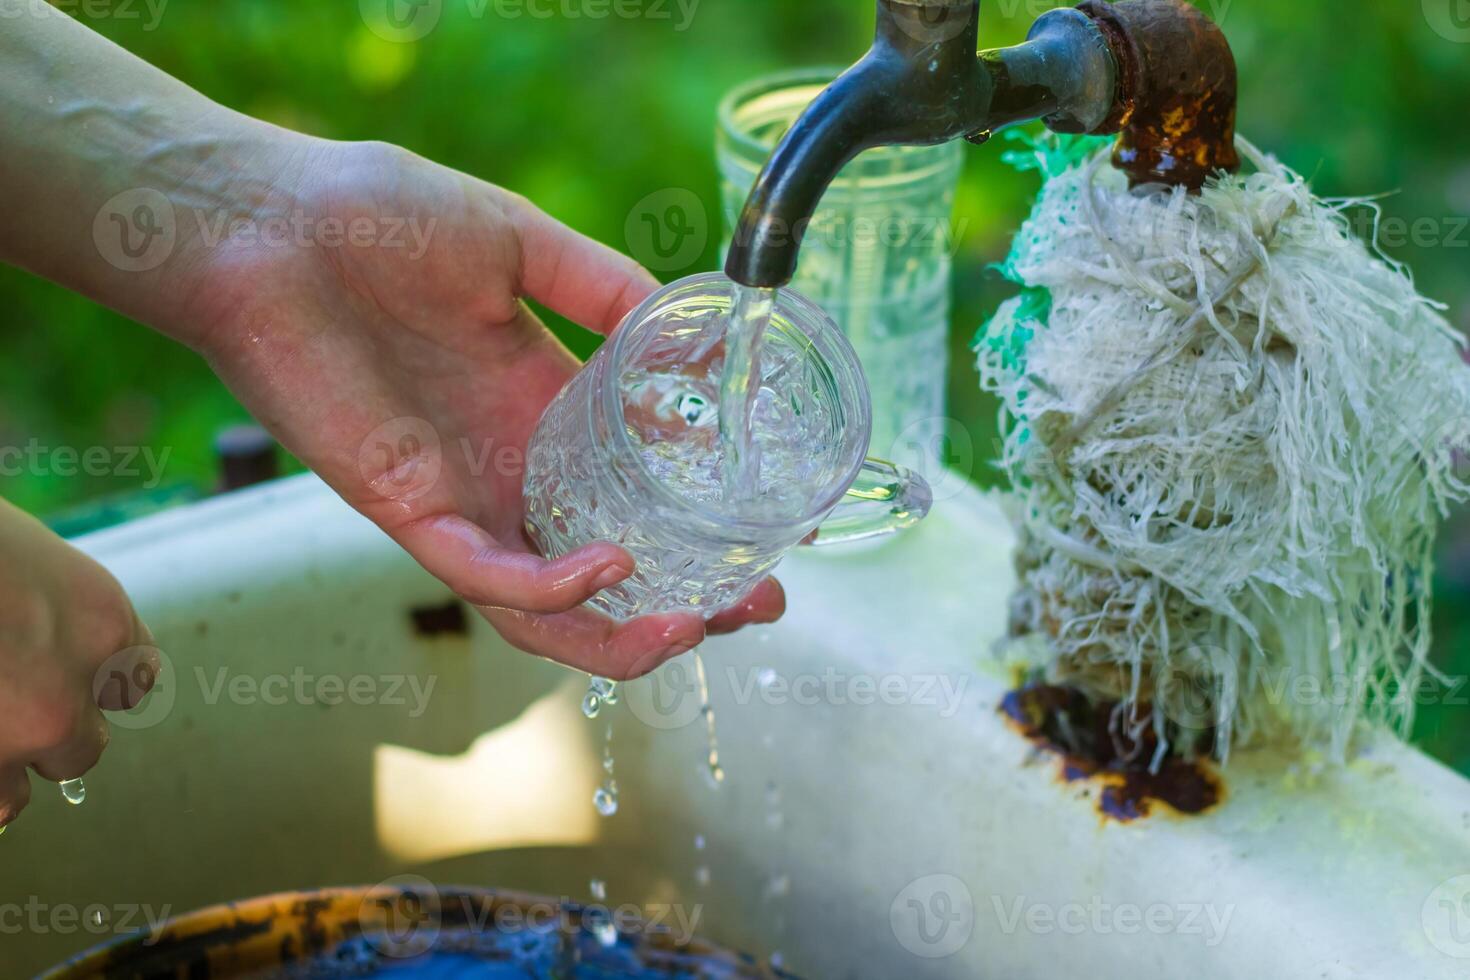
top-left (1, 0), bottom-right (1467, 767)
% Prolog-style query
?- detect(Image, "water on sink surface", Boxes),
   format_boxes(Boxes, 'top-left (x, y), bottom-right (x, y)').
top-left (250, 924), bottom-right (795, 978)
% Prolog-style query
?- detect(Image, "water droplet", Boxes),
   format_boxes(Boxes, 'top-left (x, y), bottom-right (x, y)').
top-left (592, 919), bottom-right (618, 948)
top-left (764, 874), bottom-right (790, 900)
top-left (771, 951), bottom-right (785, 970)
top-left (60, 779), bottom-right (86, 806)
top-left (757, 668), bottom-right (778, 691)
top-left (583, 677), bottom-right (619, 719)
top-left (593, 784), bottom-right (619, 817)
top-left (693, 834), bottom-right (706, 851)
top-left (590, 878), bottom-right (607, 901)
top-left (765, 780), bottom-right (784, 829)
top-left (91, 909), bottom-right (103, 927)
top-left (694, 865), bottom-right (711, 887)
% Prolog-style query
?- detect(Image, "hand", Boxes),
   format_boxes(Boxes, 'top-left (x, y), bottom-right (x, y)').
top-left (0, 499), bottom-right (158, 829)
top-left (180, 138), bottom-right (784, 680)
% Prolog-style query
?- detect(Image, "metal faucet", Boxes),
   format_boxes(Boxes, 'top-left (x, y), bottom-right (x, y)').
top-left (725, 0), bottom-right (1240, 289)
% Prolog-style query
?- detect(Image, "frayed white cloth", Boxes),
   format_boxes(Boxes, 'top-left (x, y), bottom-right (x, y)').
top-left (978, 135), bottom-right (1470, 763)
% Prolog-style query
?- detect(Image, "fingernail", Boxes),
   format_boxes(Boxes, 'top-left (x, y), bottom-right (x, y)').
top-left (742, 600), bottom-right (784, 624)
top-left (592, 564), bottom-right (631, 592)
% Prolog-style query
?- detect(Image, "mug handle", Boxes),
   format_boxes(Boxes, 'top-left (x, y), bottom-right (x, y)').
top-left (808, 458), bottom-right (933, 546)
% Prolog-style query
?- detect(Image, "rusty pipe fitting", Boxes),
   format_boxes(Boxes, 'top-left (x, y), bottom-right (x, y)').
top-left (1077, 0), bottom-right (1240, 189)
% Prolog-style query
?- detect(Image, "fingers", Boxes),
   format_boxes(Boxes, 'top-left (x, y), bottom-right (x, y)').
top-left (707, 578), bottom-right (787, 636)
top-left (395, 514), bottom-right (636, 615)
top-left (30, 700), bottom-right (109, 784)
top-left (502, 193), bottom-right (660, 336)
top-left (479, 577), bottom-right (784, 680)
top-left (481, 606), bottom-right (704, 681)
top-left (94, 642), bottom-right (162, 712)
top-left (0, 767), bottom-right (30, 829)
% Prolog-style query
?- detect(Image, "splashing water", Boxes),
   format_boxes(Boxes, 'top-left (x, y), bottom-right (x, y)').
top-left (583, 676), bottom-right (618, 719)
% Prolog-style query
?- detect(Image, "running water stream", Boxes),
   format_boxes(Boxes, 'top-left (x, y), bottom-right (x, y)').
top-left (584, 283), bottom-right (777, 817)
top-left (718, 284), bottom-right (778, 501)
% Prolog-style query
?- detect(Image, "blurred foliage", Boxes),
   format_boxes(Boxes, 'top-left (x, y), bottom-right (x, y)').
top-left (1, 0), bottom-right (1467, 767)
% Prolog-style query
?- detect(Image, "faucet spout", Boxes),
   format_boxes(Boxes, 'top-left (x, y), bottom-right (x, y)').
top-left (725, 0), bottom-right (1117, 288)
top-left (724, 0), bottom-right (1238, 290)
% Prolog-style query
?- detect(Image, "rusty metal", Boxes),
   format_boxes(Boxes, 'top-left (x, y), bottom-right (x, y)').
top-left (39, 885), bottom-right (795, 979)
top-left (1078, 0), bottom-right (1240, 189)
top-left (1000, 683), bottom-right (1224, 822)
top-left (724, 0), bottom-right (1241, 286)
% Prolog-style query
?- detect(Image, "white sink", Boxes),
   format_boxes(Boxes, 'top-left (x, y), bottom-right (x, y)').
top-left (5, 474), bottom-right (1469, 978)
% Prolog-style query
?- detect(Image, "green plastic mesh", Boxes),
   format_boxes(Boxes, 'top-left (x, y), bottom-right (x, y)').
top-left (977, 133), bottom-right (1470, 765)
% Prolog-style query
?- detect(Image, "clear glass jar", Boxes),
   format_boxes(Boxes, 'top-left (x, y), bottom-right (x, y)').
top-left (523, 274), bottom-right (931, 620)
top-left (717, 69), bottom-right (964, 472)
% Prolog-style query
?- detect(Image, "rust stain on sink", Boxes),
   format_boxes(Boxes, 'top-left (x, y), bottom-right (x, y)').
top-left (1001, 683), bottom-right (1223, 822)
top-left (410, 600), bottom-right (470, 638)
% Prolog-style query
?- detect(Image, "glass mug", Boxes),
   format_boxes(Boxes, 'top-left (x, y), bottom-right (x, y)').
top-left (523, 273), bottom-right (933, 620)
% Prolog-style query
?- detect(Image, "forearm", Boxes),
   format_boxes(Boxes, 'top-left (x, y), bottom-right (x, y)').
top-left (0, 7), bottom-right (317, 347)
